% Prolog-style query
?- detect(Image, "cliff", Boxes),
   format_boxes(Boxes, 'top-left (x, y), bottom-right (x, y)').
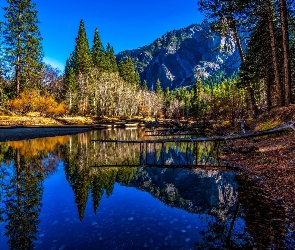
top-left (117, 23), bottom-right (241, 90)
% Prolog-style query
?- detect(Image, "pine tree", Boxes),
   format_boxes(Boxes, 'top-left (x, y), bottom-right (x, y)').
top-left (134, 71), bottom-right (141, 89)
top-left (65, 52), bottom-right (75, 78)
top-left (3, 0), bottom-right (44, 97)
top-left (72, 20), bottom-right (93, 74)
top-left (118, 57), bottom-right (137, 84)
top-left (91, 27), bottom-right (105, 71)
top-left (155, 78), bottom-right (163, 96)
top-left (192, 79), bottom-right (205, 117)
top-left (279, 0), bottom-right (292, 105)
top-left (142, 80), bottom-right (148, 90)
top-left (65, 20), bottom-right (93, 114)
top-left (105, 43), bottom-right (118, 72)
top-left (240, 17), bottom-right (276, 109)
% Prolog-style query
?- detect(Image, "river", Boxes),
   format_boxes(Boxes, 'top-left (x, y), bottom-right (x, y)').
top-left (0, 128), bottom-right (290, 249)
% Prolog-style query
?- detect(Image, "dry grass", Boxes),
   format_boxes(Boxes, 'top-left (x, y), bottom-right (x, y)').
top-left (0, 115), bottom-right (97, 126)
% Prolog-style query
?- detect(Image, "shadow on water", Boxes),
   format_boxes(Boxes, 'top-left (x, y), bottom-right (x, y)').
top-left (236, 174), bottom-right (293, 249)
top-left (0, 128), bottom-right (292, 249)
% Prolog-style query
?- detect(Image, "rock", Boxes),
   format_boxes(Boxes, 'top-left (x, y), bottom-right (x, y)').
top-left (117, 23), bottom-right (240, 90)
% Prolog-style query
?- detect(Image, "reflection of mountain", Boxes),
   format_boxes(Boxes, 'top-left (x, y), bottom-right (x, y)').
top-left (128, 167), bottom-right (238, 219)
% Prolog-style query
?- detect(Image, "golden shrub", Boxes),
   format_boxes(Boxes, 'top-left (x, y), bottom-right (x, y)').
top-left (8, 89), bottom-right (69, 117)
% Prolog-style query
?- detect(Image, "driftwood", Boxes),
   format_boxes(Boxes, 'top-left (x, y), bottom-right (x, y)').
top-left (92, 121), bottom-right (295, 144)
top-left (89, 164), bottom-right (233, 170)
top-left (145, 127), bottom-right (198, 136)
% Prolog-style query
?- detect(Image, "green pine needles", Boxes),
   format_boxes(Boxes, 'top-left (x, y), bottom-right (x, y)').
top-left (3, 0), bottom-right (44, 97)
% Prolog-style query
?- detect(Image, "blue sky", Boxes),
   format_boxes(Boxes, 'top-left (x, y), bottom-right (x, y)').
top-left (1, 0), bottom-right (204, 70)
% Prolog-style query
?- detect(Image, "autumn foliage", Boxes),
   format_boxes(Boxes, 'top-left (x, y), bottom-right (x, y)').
top-left (8, 89), bottom-right (69, 117)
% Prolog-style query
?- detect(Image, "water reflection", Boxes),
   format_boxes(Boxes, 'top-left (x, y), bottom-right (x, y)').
top-left (0, 139), bottom-right (62, 249)
top-left (0, 129), bottom-right (291, 249)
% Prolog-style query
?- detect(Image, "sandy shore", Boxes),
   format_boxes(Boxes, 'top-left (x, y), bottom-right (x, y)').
top-left (0, 126), bottom-right (93, 142)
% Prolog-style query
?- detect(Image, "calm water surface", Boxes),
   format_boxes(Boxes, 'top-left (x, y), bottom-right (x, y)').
top-left (0, 129), bottom-right (290, 249)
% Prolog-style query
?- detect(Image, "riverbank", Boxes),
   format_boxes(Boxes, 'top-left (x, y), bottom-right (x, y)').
top-left (221, 131), bottom-right (295, 230)
top-left (220, 105), bottom-right (295, 239)
top-left (0, 126), bottom-right (92, 142)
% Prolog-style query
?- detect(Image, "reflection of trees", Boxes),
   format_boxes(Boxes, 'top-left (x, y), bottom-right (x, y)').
top-left (64, 130), bottom-right (139, 220)
top-left (65, 163), bottom-right (136, 220)
top-left (3, 149), bottom-right (45, 250)
top-left (0, 137), bottom-right (66, 249)
top-left (6, 136), bottom-right (70, 158)
top-left (196, 201), bottom-right (254, 249)
top-left (236, 175), bottom-right (288, 249)
top-left (63, 129), bottom-right (226, 221)
top-left (136, 141), bottom-right (221, 167)
top-left (196, 174), bottom-right (291, 249)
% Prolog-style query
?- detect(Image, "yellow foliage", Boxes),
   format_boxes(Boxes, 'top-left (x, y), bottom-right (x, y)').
top-left (255, 121), bottom-right (281, 131)
top-left (139, 106), bottom-right (149, 117)
top-left (221, 120), bottom-right (232, 128)
top-left (8, 89), bottom-right (69, 117)
top-left (7, 136), bottom-right (70, 157)
top-left (212, 123), bottom-right (218, 129)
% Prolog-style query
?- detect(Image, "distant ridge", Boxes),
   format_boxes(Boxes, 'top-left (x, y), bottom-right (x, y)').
top-left (117, 23), bottom-right (241, 90)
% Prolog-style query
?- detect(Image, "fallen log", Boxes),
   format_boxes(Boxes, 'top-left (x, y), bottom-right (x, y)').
top-left (92, 121), bottom-right (295, 143)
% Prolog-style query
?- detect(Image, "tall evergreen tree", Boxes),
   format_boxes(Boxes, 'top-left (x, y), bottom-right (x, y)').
top-left (155, 78), bottom-right (163, 96)
top-left (118, 57), bottom-right (137, 84)
top-left (3, 0), bottom-right (44, 97)
top-left (91, 27), bottom-right (105, 71)
top-left (72, 19), bottom-right (93, 74)
top-left (198, 0), bottom-right (259, 113)
top-left (134, 71), bottom-right (141, 89)
top-left (279, 0), bottom-right (292, 105)
top-left (263, 0), bottom-right (284, 106)
top-left (142, 80), bottom-right (148, 91)
top-left (105, 43), bottom-right (118, 72)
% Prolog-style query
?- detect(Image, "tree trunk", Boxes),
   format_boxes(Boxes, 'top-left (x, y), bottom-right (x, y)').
top-left (248, 84), bottom-right (259, 115)
top-left (16, 29), bottom-right (21, 97)
top-left (231, 17), bottom-right (245, 63)
top-left (229, 13), bottom-right (259, 114)
top-left (265, 66), bottom-right (272, 109)
top-left (265, 0), bottom-right (284, 106)
top-left (15, 63), bottom-right (20, 97)
top-left (279, 0), bottom-right (292, 105)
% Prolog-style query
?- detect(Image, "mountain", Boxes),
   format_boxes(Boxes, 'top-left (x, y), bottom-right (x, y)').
top-left (127, 167), bottom-right (238, 219)
top-left (117, 23), bottom-right (241, 90)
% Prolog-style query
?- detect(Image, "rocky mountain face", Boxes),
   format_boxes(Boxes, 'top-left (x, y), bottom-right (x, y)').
top-left (128, 167), bottom-right (238, 219)
top-left (117, 23), bottom-right (241, 90)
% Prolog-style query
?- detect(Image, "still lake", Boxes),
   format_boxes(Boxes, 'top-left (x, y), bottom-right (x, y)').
top-left (0, 128), bottom-right (290, 249)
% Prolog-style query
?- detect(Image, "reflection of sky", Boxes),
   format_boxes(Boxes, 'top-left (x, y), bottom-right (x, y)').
top-left (36, 166), bottom-right (208, 249)
top-left (0, 162), bottom-right (248, 249)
